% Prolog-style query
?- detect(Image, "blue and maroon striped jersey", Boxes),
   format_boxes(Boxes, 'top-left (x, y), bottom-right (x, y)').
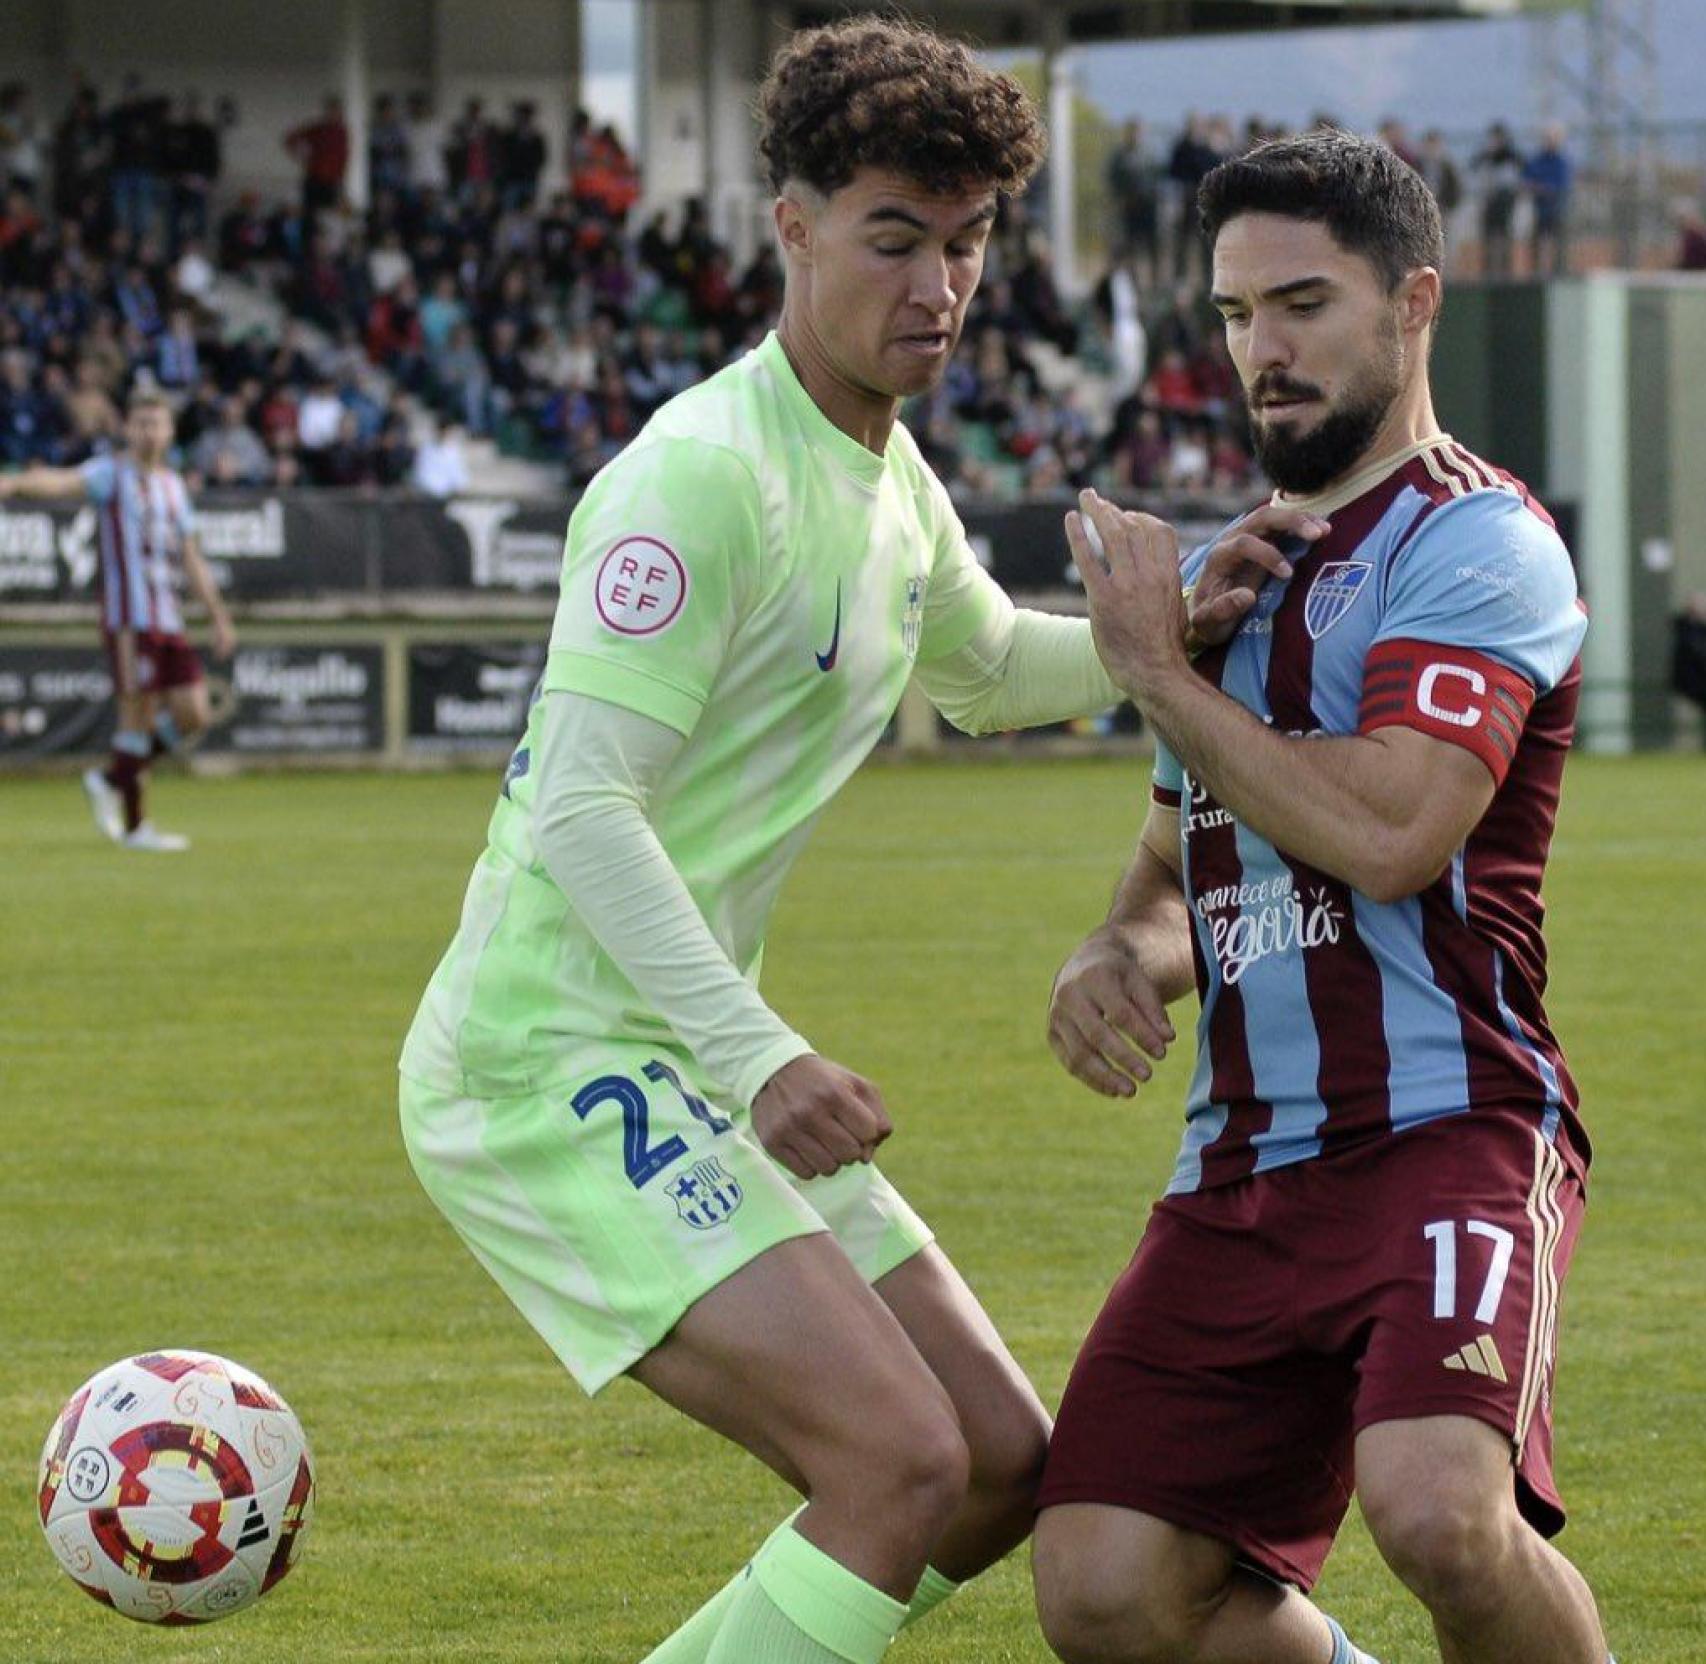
top-left (79, 455), bottom-right (196, 635)
top-left (1155, 436), bottom-right (1588, 1196)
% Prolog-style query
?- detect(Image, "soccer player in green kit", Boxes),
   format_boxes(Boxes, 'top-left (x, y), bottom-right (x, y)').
top-left (400, 19), bottom-right (1128, 1664)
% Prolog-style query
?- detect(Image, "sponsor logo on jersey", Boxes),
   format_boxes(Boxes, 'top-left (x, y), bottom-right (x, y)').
top-left (665, 1157), bottom-right (744, 1230)
top-left (1303, 560), bottom-right (1373, 639)
top-left (1194, 875), bottom-right (1346, 985)
top-left (595, 537), bottom-right (688, 636)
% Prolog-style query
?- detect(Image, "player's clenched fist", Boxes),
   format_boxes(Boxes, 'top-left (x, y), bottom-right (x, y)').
top-left (752, 1053), bottom-right (893, 1179)
top-left (1048, 926), bottom-right (1176, 1099)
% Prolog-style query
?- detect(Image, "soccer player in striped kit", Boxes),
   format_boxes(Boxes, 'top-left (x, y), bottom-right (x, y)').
top-left (1035, 132), bottom-right (1614, 1664)
top-left (0, 393), bottom-right (235, 850)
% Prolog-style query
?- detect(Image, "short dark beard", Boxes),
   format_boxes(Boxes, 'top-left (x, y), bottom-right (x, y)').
top-left (1248, 314), bottom-right (1404, 495)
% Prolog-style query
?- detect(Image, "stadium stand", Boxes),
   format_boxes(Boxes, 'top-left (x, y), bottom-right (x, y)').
top-left (0, 77), bottom-right (1660, 502)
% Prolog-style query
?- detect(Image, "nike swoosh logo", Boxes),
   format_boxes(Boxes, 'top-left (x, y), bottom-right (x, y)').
top-left (815, 582), bottom-right (842, 672)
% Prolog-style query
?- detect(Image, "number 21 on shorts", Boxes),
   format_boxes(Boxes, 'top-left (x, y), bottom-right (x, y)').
top-left (571, 1059), bottom-right (732, 1190)
top-left (1422, 1219), bottom-right (1515, 1322)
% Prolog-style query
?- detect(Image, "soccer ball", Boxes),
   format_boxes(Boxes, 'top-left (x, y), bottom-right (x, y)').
top-left (37, 1350), bottom-right (314, 1625)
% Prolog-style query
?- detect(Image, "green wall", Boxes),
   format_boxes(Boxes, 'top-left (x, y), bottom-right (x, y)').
top-left (1431, 275), bottom-right (1706, 750)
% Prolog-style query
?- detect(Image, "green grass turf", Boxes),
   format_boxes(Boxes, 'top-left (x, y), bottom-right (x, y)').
top-left (1, 754), bottom-right (1701, 1662)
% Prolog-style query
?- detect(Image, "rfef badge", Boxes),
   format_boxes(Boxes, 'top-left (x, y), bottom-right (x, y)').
top-left (595, 537), bottom-right (687, 636)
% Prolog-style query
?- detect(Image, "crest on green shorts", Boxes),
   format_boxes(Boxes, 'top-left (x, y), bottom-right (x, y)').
top-left (665, 1157), bottom-right (744, 1230)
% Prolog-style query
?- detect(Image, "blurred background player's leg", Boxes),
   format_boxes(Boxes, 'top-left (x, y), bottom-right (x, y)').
top-left (85, 629), bottom-right (157, 845)
top-left (114, 637), bottom-right (206, 851)
top-left (153, 646), bottom-right (213, 759)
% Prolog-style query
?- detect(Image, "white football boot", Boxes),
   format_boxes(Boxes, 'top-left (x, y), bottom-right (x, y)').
top-left (81, 768), bottom-right (124, 842)
top-left (121, 822), bottom-right (191, 853)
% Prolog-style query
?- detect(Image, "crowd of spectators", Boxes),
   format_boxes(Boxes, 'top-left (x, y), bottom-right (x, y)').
top-left (1, 78), bottom-right (1695, 505)
top-left (1084, 110), bottom-right (1600, 494)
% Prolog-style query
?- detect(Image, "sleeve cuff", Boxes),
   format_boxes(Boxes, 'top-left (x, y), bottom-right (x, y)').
top-left (730, 1033), bottom-right (817, 1113)
top-left (544, 647), bottom-right (707, 738)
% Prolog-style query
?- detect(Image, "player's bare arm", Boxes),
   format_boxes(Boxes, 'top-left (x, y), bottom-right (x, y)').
top-left (1049, 801), bottom-right (1191, 1099)
top-left (180, 534), bottom-right (237, 658)
top-left (0, 465), bottom-right (91, 501)
top-left (1070, 489), bottom-right (1494, 903)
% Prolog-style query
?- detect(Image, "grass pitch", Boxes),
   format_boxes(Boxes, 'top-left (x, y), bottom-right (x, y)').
top-left (1, 754), bottom-right (1701, 1662)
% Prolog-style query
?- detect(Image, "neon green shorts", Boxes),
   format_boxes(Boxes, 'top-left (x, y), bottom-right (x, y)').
top-left (399, 1045), bottom-right (933, 1394)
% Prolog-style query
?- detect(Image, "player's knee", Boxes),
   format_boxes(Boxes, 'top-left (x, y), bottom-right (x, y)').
top-left (1362, 1479), bottom-right (1516, 1611)
top-left (1034, 1549), bottom-right (1124, 1664)
top-left (1034, 1517), bottom-right (1216, 1664)
top-left (170, 693), bottom-right (210, 738)
top-left (814, 1384), bottom-right (969, 1540)
top-left (878, 1402), bottom-right (971, 1532)
top-left (1036, 1570), bottom-right (1199, 1664)
top-left (967, 1396), bottom-right (1050, 1513)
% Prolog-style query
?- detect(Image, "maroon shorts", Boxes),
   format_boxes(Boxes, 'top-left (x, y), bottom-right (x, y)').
top-left (104, 629), bottom-right (204, 698)
top-left (1038, 1113), bottom-right (1585, 1591)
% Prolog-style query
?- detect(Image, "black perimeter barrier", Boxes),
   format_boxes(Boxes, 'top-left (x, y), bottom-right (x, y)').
top-left (0, 487), bottom-right (1293, 762)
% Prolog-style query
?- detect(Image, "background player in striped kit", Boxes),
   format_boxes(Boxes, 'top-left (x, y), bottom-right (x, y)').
top-left (1035, 132), bottom-right (1613, 1664)
top-left (0, 393), bottom-right (235, 850)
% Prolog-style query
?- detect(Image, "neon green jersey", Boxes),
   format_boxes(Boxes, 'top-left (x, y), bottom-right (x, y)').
top-left (401, 332), bottom-right (1008, 1101)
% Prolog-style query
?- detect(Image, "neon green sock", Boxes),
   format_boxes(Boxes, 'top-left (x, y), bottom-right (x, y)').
top-left (639, 1574), bottom-right (743, 1664)
top-left (704, 1525), bottom-right (907, 1664)
top-left (641, 1510), bottom-right (805, 1664)
top-left (642, 1509), bottom-right (956, 1664)
top-left (903, 1564), bottom-right (960, 1627)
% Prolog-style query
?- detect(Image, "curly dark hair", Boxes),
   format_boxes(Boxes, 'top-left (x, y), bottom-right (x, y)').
top-left (756, 16), bottom-right (1045, 199)
top-left (1198, 129), bottom-right (1444, 292)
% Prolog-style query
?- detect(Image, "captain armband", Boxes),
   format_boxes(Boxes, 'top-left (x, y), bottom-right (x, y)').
top-left (1358, 638), bottom-right (1537, 786)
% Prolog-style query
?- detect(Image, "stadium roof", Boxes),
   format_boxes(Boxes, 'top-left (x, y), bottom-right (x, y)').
top-left (784, 0), bottom-right (1586, 47)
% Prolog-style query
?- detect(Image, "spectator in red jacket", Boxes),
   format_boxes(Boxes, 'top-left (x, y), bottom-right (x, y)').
top-left (285, 96), bottom-right (349, 221)
top-left (1143, 347), bottom-right (1200, 416)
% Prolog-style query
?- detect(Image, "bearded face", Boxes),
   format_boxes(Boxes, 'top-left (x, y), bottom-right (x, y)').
top-left (1211, 212), bottom-right (1434, 499)
top-left (1246, 306), bottom-right (1405, 495)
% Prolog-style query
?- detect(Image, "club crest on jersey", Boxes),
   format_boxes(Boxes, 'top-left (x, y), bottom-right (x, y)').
top-left (1303, 560), bottom-right (1373, 639)
top-left (595, 536), bottom-right (687, 636)
top-left (902, 575), bottom-right (925, 658)
top-left (665, 1158), bottom-right (744, 1230)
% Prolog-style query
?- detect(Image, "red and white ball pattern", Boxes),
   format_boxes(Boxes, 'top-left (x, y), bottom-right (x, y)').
top-left (38, 1350), bottom-right (314, 1624)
